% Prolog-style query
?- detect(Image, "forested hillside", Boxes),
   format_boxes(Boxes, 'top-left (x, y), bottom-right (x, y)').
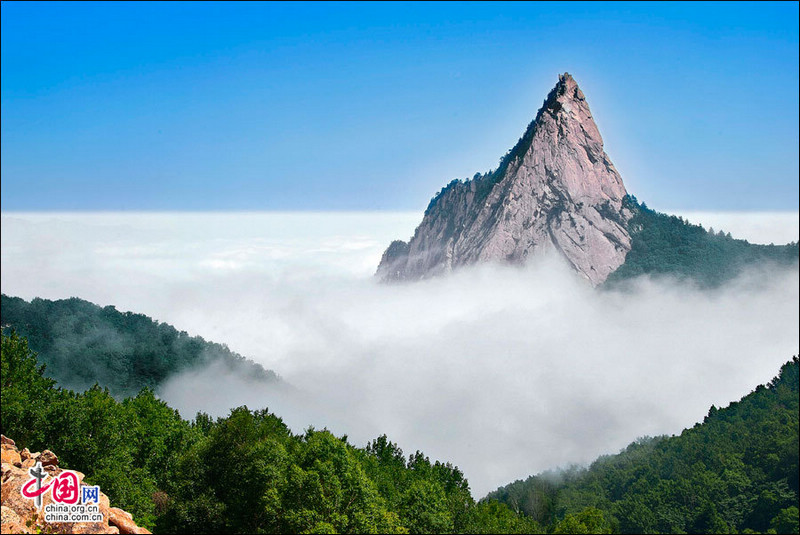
top-left (1, 332), bottom-right (539, 534)
top-left (606, 195), bottom-right (799, 288)
top-left (4, 330), bottom-right (797, 534)
top-left (488, 356), bottom-right (800, 534)
top-left (0, 294), bottom-right (278, 397)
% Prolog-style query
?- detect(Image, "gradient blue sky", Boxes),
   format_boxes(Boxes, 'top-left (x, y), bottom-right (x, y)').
top-left (2, 1), bottom-right (798, 211)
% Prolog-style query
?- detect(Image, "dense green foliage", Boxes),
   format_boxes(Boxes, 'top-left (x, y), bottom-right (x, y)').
top-left (489, 356), bottom-right (800, 534)
top-left (1, 332), bottom-right (538, 534)
top-left (0, 294), bottom-right (278, 397)
top-left (606, 196), bottom-right (799, 288)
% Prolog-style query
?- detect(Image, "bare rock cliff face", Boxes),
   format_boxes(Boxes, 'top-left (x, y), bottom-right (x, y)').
top-left (1, 435), bottom-right (150, 535)
top-left (377, 73), bottom-right (632, 286)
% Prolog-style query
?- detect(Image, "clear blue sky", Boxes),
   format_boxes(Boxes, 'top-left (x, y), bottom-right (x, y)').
top-left (2, 1), bottom-right (798, 211)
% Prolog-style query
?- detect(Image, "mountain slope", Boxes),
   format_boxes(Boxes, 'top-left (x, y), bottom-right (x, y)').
top-left (1, 331), bottom-right (539, 534)
top-left (378, 73), bottom-right (632, 285)
top-left (0, 294), bottom-right (279, 398)
top-left (487, 357), bottom-right (800, 534)
top-left (378, 73), bottom-right (799, 287)
top-left (604, 195), bottom-right (799, 288)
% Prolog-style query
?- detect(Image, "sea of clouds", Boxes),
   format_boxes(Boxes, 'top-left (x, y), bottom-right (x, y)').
top-left (1, 211), bottom-right (798, 497)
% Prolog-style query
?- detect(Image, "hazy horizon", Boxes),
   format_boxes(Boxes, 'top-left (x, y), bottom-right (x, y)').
top-left (2, 210), bottom-right (797, 497)
top-left (2, 0), bottom-right (798, 507)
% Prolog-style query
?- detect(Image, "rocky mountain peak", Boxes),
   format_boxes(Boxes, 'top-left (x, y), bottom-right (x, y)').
top-left (548, 72), bottom-right (583, 109)
top-left (377, 73), bottom-right (632, 286)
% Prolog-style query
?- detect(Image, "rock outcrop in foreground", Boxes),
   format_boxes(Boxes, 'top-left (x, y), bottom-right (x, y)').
top-left (1, 435), bottom-right (150, 534)
top-left (377, 73), bottom-right (632, 286)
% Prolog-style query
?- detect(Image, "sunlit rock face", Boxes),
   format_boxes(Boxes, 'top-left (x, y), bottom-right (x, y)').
top-left (377, 73), bottom-right (632, 286)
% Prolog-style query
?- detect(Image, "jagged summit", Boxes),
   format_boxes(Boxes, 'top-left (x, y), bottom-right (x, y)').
top-left (377, 72), bottom-right (632, 285)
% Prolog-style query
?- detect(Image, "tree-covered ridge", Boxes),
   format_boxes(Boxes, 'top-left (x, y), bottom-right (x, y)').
top-left (606, 195), bottom-right (799, 288)
top-left (0, 332), bottom-right (539, 534)
top-left (0, 294), bottom-right (279, 398)
top-left (488, 356), bottom-right (800, 534)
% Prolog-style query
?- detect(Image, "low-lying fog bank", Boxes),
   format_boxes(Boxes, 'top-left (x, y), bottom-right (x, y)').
top-left (2, 211), bottom-right (798, 496)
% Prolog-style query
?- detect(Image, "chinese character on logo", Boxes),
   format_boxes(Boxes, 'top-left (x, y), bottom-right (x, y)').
top-left (50, 471), bottom-right (80, 505)
top-left (82, 485), bottom-right (100, 504)
top-left (20, 462), bottom-right (51, 510)
top-left (20, 463), bottom-right (84, 507)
